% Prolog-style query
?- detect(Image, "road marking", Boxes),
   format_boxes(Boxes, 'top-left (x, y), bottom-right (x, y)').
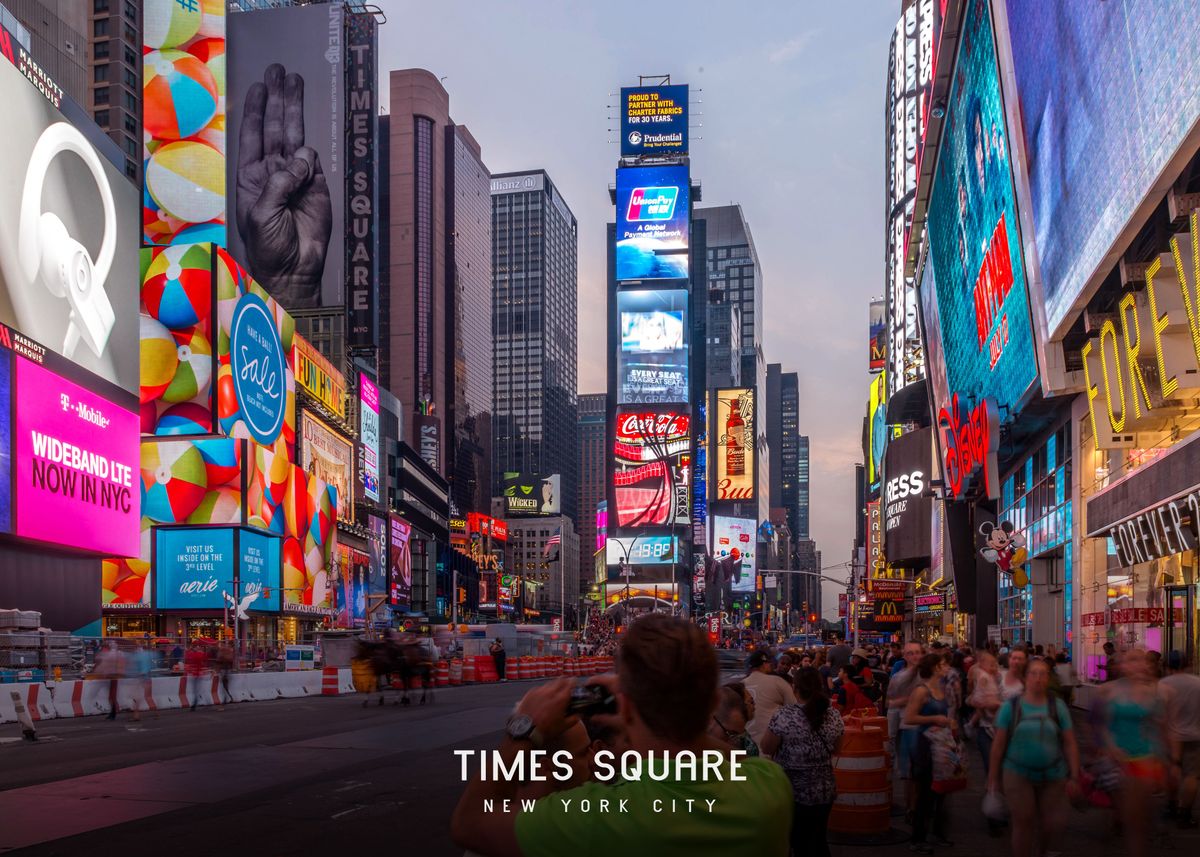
top-left (333, 781), bottom-right (371, 793)
top-left (330, 805), bottom-right (365, 819)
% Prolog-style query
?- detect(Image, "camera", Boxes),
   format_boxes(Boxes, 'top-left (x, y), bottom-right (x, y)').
top-left (566, 683), bottom-right (617, 716)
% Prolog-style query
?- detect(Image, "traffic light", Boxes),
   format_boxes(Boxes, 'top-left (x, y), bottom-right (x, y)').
top-left (457, 587), bottom-right (467, 603)
top-left (809, 613), bottom-right (818, 623)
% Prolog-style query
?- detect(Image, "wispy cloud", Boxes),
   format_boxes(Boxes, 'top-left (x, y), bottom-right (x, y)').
top-left (768, 31), bottom-right (818, 64)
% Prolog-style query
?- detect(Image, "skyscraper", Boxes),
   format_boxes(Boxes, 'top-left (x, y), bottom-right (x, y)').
top-left (696, 205), bottom-right (762, 387)
top-left (767, 364), bottom-right (801, 541)
top-left (797, 435), bottom-right (810, 539)
top-left (491, 170), bottom-right (579, 526)
top-left (577, 393), bottom-right (606, 591)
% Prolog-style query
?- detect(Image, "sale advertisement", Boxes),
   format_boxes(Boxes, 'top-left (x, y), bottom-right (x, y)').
top-left (16, 356), bottom-right (139, 557)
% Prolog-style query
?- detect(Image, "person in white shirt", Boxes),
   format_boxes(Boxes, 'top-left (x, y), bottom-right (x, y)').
top-left (743, 650), bottom-right (795, 748)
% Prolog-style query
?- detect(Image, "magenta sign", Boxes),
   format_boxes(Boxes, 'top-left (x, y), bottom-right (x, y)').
top-left (15, 357), bottom-right (139, 556)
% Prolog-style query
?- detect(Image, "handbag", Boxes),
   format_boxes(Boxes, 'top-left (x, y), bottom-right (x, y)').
top-left (927, 725), bottom-right (969, 794)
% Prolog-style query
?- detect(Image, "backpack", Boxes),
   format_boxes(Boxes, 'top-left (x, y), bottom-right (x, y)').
top-left (1003, 695), bottom-right (1066, 771)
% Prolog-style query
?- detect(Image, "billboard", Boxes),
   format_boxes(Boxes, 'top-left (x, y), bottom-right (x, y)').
top-left (926, 0), bottom-right (1037, 416)
top-left (713, 515), bottom-right (756, 593)
top-left (367, 513), bottom-right (387, 590)
top-left (359, 372), bottom-right (380, 503)
top-left (868, 579), bottom-right (906, 629)
top-left (415, 413), bottom-right (440, 473)
top-left (867, 373), bottom-right (888, 491)
top-left (240, 528), bottom-right (281, 613)
top-left (615, 165), bottom-right (690, 281)
top-left (0, 42), bottom-right (140, 394)
top-left (617, 288), bottom-right (689, 404)
top-left (869, 299), bottom-right (886, 373)
top-left (612, 410), bottom-right (691, 528)
top-left (155, 526), bottom-right (233, 611)
top-left (300, 411), bottom-right (354, 525)
top-left (605, 535), bottom-right (680, 567)
top-left (502, 472), bottom-right (561, 517)
top-left (620, 85), bottom-right (688, 157)
top-left (388, 514), bottom-right (413, 606)
top-left (227, 2), bottom-right (344, 308)
top-left (345, 11), bottom-right (378, 347)
top-left (883, 428), bottom-right (932, 565)
top-left (17, 356), bottom-right (139, 557)
top-left (293, 335), bottom-right (345, 420)
top-left (1001, 0), bottom-right (1200, 340)
top-left (713, 389), bottom-right (754, 502)
top-left (142, 0), bottom-right (227, 248)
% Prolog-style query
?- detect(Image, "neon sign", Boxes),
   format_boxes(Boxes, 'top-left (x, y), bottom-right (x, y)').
top-left (937, 394), bottom-right (999, 500)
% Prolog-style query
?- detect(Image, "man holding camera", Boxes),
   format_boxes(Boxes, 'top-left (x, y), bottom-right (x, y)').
top-left (451, 614), bottom-right (792, 856)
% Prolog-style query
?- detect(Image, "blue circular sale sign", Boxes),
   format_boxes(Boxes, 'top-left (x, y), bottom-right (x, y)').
top-left (230, 293), bottom-right (286, 445)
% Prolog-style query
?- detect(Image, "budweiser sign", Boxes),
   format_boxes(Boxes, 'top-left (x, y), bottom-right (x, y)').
top-left (938, 394), bottom-right (999, 500)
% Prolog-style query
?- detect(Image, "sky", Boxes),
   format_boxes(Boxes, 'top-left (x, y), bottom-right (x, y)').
top-left (377, 0), bottom-right (901, 617)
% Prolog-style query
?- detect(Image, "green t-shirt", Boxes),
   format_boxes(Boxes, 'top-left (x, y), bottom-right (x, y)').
top-left (996, 697), bottom-right (1072, 781)
top-left (514, 756), bottom-right (792, 857)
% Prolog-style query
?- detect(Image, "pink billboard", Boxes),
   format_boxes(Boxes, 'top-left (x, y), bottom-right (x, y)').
top-left (16, 357), bottom-right (140, 556)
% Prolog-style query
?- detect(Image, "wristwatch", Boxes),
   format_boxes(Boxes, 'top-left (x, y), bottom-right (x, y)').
top-left (505, 713), bottom-right (536, 743)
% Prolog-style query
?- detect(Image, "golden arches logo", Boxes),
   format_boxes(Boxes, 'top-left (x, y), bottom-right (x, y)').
top-left (878, 600), bottom-right (899, 617)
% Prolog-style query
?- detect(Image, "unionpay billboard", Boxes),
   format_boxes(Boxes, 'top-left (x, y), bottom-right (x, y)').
top-left (615, 165), bottom-right (690, 282)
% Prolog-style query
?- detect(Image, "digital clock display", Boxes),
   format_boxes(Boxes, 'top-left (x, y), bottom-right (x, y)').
top-left (606, 536), bottom-right (680, 567)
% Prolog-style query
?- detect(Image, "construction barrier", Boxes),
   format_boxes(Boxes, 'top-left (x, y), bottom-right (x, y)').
top-left (321, 667), bottom-right (340, 696)
top-left (509, 658), bottom-right (522, 681)
top-left (829, 722), bottom-right (891, 834)
top-left (463, 655), bottom-right (476, 683)
top-left (0, 682), bottom-right (55, 723)
top-left (474, 655), bottom-right (499, 683)
top-left (448, 658), bottom-right (462, 686)
top-left (436, 661), bottom-right (449, 687)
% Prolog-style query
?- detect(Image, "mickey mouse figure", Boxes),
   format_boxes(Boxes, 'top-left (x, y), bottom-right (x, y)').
top-left (979, 521), bottom-right (1029, 588)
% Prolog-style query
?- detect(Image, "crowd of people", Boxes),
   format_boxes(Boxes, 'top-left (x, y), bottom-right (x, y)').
top-left (451, 621), bottom-right (1200, 857)
top-left (92, 639), bottom-right (237, 719)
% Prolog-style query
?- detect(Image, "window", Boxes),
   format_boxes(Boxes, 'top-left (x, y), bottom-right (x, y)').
top-left (124, 0), bottom-right (136, 21)
top-left (124, 90), bottom-right (137, 111)
top-left (94, 41), bottom-right (109, 59)
top-left (94, 86), bottom-right (110, 105)
top-left (94, 109), bottom-right (109, 127)
top-left (93, 65), bottom-right (109, 83)
top-left (124, 114), bottom-right (136, 135)
top-left (123, 137), bottom-right (138, 157)
top-left (124, 46), bottom-right (136, 66)
top-left (123, 68), bottom-right (136, 88)
top-left (94, 0), bottom-right (109, 11)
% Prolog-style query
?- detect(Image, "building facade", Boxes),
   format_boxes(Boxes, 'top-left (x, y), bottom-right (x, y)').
top-left (491, 170), bottom-right (579, 526)
top-left (577, 393), bottom-right (606, 593)
top-left (506, 517), bottom-right (580, 625)
top-left (797, 435), bottom-right (811, 539)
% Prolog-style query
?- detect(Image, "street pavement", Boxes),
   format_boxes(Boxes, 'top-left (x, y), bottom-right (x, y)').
top-left (2, 682), bottom-right (1199, 856)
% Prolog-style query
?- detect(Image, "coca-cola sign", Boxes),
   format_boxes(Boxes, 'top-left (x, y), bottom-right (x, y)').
top-left (616, 412), bottom-right (689, 441)
top-left (612, 409), bottom-right (691, 529)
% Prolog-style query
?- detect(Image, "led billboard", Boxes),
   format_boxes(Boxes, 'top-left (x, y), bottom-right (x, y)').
top-left (359, 372), bottom-right (380, 503)
top-left (619, 85), bottom-right (688, 157)
top-left (713, 516), bottom-right (756, 593)
top-left (388, 514), bottom-right (413, 606)
top-left (240, 528), bottom-right (281, 613)
top-left (0, 41), bottom-right (140, 394)
top-left (869, 299), bottom-right (886, 373)
top-left (300, 411), bottom-right (354, 525)
top-left (502, 472), bottom-right (561, 517)
top-left (605, 535), bottom-right (680, 567)
top-left (617, 288), bottom-right (689, 404)
top-left (1001, 0), bottom-right (1200, 340)
top-left (612, 410), bottom-right (690, 528)
top-left (155, 526), bottom-right (234, 611)
top-left (713, 389), bottom-right (754, 502)
top-left (345, 10), bottom-right (378, 348)
top-left (926, 0), bottom-right (1037, 417)
top-left (227, 2), bottom-right (344, 308)
top-left (615, 165), bottom-right (690, 282)
top-left (293, 335), bottom-right (345, 420)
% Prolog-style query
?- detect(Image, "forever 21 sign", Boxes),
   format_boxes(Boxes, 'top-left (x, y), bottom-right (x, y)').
top-left (1108, 489), bottom-right (1200, 567)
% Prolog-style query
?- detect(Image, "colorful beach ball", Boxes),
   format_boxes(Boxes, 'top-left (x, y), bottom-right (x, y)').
top-left (141, 441), bottom-right (208, 523)
top-left (162, 326), bottom-right (212, 403)
top-left (140, 314), bottom-right (178, 403)
top-left (102, 558), bottom-right (151, 605)
top-left (282, 466), bottom-right (307, 540)
top-left (216, 363), bottom-right (240, 433)
top-left (144, 50), bottom-right (218, 140)
top-left (146, 140), bottom-right (224, 224)
top-left (144, 0), bottom-right (202, 50)
top-left (188, 38), bottom-right (225, 97)
top-left (142, 243), bottom-right (211, 329)
top-left (194, 438), bottom-right (240, 487)
top-left (188, 486), bottom-right (241, 526)
top-left (196, 114), bottom-right (225, 156)
top-left (155, 402), bottom-right (212, 436)
top-left (141, 401), bottom-right (160, 435)
top-left (196, 0), bottom-right (225, 39)
top-left (282, 537), bottom-right (306, 603)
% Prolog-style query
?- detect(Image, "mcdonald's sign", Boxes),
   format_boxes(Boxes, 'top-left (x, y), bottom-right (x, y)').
top-left (871, 580), bottom-right (905, 626)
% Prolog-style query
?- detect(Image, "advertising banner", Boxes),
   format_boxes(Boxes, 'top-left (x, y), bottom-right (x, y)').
top-left (240, 528), bottom-right (281, 613)
top-left (155, 526), bottom-right (234, 611)
top-left (617, 289), bottom-right (689, 404)
top-left (0, 42), bottom-right (140, 394)
top-left (300, 411), bottom-right (354, 524)
top-left (926, 0), bottom-right (1037, 416)
top-left (502, 472), bottom-right (561, 517)
top-left (714, 515), bottom-right (756, 593)
top-left (293, 335), bottom-right (345, 419)
top-left (614, 165), bottom-right (690, 281)
top-left (228, 292), bottom-right (288, 446)
top-left (142, 0), bottom-right (227, 248)
top-left (415, 413), bottom-right (440, 473)
top-left (915, 592), bottom-right (944, 614)
top-left (341, 546), bottom-right (369, 627)
top-left (17, 356), bottom-right (139, 557)
top-left (620, 85), bottom-right (688, 157)
top-left (868, 579), bottom-right (906, 628)
top-left (883, 427), bottom-right (932, 564)
top-left (867, 373), bottom-right (888, 490)
top-left (227, 2), bottom-right (344, 308)
top-left (1001, 0), bottom-right (1200, 341)
top-left (869, 298), bottom-right (886, 373)
top-left (714, 389), bottom-right (754, 502)
top-left (388, 514), bottom-right (413, 606)
top-left (867, 500), bottom-right (883, 576)
top-left (345, 11), bottom-right (378, 347)
top-left (367, 513), bottom-right (387, 590)
top-left (612, 410), bottom-right (691, 528)
top-left (359, 372), bottom-right (380, 502)
top-left (838, 592), bottom-right (848, 618)
top-left (605, 535), bottom-right (680, 568)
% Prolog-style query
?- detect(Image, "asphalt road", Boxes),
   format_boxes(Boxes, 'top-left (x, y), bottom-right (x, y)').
top-left (3, 679), bottom-right (1200, 857)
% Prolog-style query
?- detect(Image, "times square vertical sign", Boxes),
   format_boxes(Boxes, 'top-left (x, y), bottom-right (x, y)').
top-left (885, 0), bottom-right (938, 396)
top-left (345, 11), bottom-right (377, 348)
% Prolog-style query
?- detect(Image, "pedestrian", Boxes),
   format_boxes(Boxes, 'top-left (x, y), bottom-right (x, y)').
top-left (987, 657), bottom-right (1080, 857)
top-left (827, 634), bottom-right (852, 674)
top-left (708, 685), bottom-right (752, 752)
top-left (904, 653), bottom-right (956, 852)
top-left (968, 651), bottom-right (1003, 776)
top-left (1001, 648), bottom-right (1026, 701)
top-left (1102, 641), bottom-right (1118, 682)
top-left (887, 641), bottom-right (906, 674)
top-left (1096, 649), bottom-right (1170, 857)
top-left (761, 666), bottom-right (845, 857)
top-left (888, 641), bottom-right (925, 818)
top-left (744, 650), bottom-right (795, 748)
top-left (1053, 651), bottom-right (1077, 707)
top-left (450, 614), bottom-right (793, 855)
top-left (489, 638), bottom-right (507, 682)
top-left (722, 680), bottom-right (761, 756)
top-left (834, 663), bottom-right (874, 713)
top-left (95, 641), bottom-right (124, 721)
top-left (129, 643), bottom-right (155, 722)
top-left (1163, 650), bottom-right (1200, 827)
top-left (185, 642), bottom-right (207, 711)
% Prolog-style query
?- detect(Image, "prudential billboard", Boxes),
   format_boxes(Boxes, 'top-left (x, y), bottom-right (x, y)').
top-left (615, 165), bottom-right (690, 282)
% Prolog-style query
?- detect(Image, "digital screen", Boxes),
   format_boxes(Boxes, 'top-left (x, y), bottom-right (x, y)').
top-left (605, 536), bottom-right (680, 567)
top-left (502, 472), bottom-right (561, 516)
top-left (615, 165), bottom-right (690, 281)
top-left (16, 356), bottom-right (139, 557)
top-left (359, 373), bottom-right (380, 503)
top-left (156, 526), bottom-right (234, 611)
top-left (388, 514), bottom-right (413, 606)
top-left (367, 513), bottom-right (387, 589)
top-left (713, 516), bottom-right (756, 593)
top-left (1003, 0), bottom-right (1200, 338)
top-left (617, 289), bottom-right (689, 404)
top-left (300, 411), bottom-right (354, 524)
top-left (869, 299), bottom-right (886, 373)
top-left (612, 410), bottom-right (690, 528)
top-left (620, 85), bottom-right (688, 157)
top-left (240, 529), bottom-right (280, 613)
top-left (713, 389), bottom-right (754, 502)
top-left (926, 0), bottom-right (1037, 415)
